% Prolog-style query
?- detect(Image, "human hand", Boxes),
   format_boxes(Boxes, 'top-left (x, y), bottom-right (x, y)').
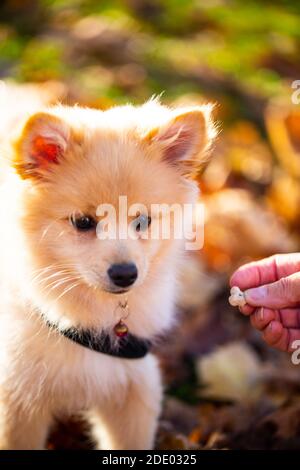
top-left (230, 254), bottom-right (300, 352)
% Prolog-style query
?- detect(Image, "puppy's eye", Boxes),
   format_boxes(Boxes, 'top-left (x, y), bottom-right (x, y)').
top-left (70, 214), bottom-right (96, 232)
top-left (133, 214), bottom-right (151, 232)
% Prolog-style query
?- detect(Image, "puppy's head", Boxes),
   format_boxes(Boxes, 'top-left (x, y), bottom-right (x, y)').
top-left (13, 101), bottom-right (215, 330)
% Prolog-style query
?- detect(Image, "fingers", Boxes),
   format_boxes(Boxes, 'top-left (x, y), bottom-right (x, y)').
top-left (237, 302), bottom-right (300, 323)
top-left (251, 307), bottom-right (300, 329)
top-left (275, 308), bottom-right (300, 328)
top-left (262, 321), bottom-right (300, 352)
top-left (230, 253), bottom-right (300, 291)
top-left (262, 321), bottom-right (286, 350)
top-left (250, 308), bottom-right (275, 330)
top-left (231, 254), bottom-right (300, 354)
top-left (248, 308), bottom-right (300, 352)
top-left (239, 304), bottom-right (255, 316)
top-left (244, 272), bottom-right (300, 309)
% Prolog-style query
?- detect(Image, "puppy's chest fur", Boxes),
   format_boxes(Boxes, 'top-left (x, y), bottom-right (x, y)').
top-left (0, 297), bottom-right (158, 415)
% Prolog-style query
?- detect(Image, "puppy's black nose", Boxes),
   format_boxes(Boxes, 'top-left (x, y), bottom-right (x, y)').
top-left (108, 263), bottom-right (138, 288)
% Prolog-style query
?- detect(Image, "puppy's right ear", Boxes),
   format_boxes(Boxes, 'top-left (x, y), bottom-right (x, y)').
top-left (13, 112), bottom-right (70, 180)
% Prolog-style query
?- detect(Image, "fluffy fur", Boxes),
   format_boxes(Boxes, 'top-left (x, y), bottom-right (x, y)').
top-left (0, 99), bottom-right (215, 449)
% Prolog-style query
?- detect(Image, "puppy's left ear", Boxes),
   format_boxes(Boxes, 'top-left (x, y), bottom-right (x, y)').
top-left (143, 106), bottom-right (215, 177)
top-left (13, 112), bottom-right (70, 180)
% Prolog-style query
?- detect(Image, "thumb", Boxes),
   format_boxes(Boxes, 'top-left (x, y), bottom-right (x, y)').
top-left (245, 272), bottom-right (300, 309)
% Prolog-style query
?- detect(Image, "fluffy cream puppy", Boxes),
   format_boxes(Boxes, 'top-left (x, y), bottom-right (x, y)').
top-left (0, 100), bottom-right (214, 449)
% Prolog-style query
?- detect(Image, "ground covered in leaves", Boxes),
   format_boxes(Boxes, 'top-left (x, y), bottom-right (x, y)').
top-left (1, 0), bottom-right (300, 450)
top-left (48, 290), bottom-right (300, 450)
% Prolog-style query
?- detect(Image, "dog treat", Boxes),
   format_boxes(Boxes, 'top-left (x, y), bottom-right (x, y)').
top-left (228, 286), bottom-right (246, 307)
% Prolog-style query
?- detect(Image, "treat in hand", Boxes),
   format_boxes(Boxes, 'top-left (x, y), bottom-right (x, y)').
top-left (229, 286), bottom-right (246, 307)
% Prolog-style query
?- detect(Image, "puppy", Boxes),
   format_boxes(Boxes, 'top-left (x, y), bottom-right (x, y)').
top-left (0, 100), bottom-right (214, 449)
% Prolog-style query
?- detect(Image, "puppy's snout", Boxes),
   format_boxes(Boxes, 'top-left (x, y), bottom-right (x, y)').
top-left (108, 263), bottom-right (138, 288)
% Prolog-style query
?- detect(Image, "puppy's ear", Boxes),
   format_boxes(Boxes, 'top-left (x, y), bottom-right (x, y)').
top-left (13, 112), bottom-right (70, 180)
top-left (143, 106), bottom-right (215, 176)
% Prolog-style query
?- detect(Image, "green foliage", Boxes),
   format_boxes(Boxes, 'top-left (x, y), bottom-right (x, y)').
top-left (17, 39), bottom-right (67, 81)
top-left (0, 0), bottom-right (299, 113)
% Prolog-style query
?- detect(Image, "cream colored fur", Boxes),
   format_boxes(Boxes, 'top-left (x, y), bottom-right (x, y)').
top-left (0, 99), bottom-right (214, 449)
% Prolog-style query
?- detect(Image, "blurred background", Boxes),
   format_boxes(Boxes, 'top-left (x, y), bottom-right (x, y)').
top-left (1, 0), bottom-right (300, 450)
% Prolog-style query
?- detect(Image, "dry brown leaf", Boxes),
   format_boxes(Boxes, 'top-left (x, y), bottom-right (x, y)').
top-left (202, 189), bottom-right (297, 272)
top-left (197, 342), bottom-right (264, 403)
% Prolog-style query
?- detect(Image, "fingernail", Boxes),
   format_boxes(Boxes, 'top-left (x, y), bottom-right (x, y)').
top-left (245, 286), bottom-right (267, 303)
top-left (267, 322), bottom-right (273, 332)
top-left (260, 307), bottom-right (264, 321)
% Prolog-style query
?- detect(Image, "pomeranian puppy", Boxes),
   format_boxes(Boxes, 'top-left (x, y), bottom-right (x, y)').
top-left (0, 99), bottom-right (214, 449)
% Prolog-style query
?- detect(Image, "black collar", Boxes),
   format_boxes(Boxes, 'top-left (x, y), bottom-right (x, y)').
top-left (45, 320), bottom-right (152, 360)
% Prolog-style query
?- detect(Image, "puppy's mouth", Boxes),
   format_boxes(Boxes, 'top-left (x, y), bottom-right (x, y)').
top-left (103, 287), bottom-right (131, 295)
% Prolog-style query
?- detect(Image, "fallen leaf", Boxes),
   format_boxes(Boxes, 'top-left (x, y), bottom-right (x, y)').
top-left (196, 342), bottom-right (264, 403)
